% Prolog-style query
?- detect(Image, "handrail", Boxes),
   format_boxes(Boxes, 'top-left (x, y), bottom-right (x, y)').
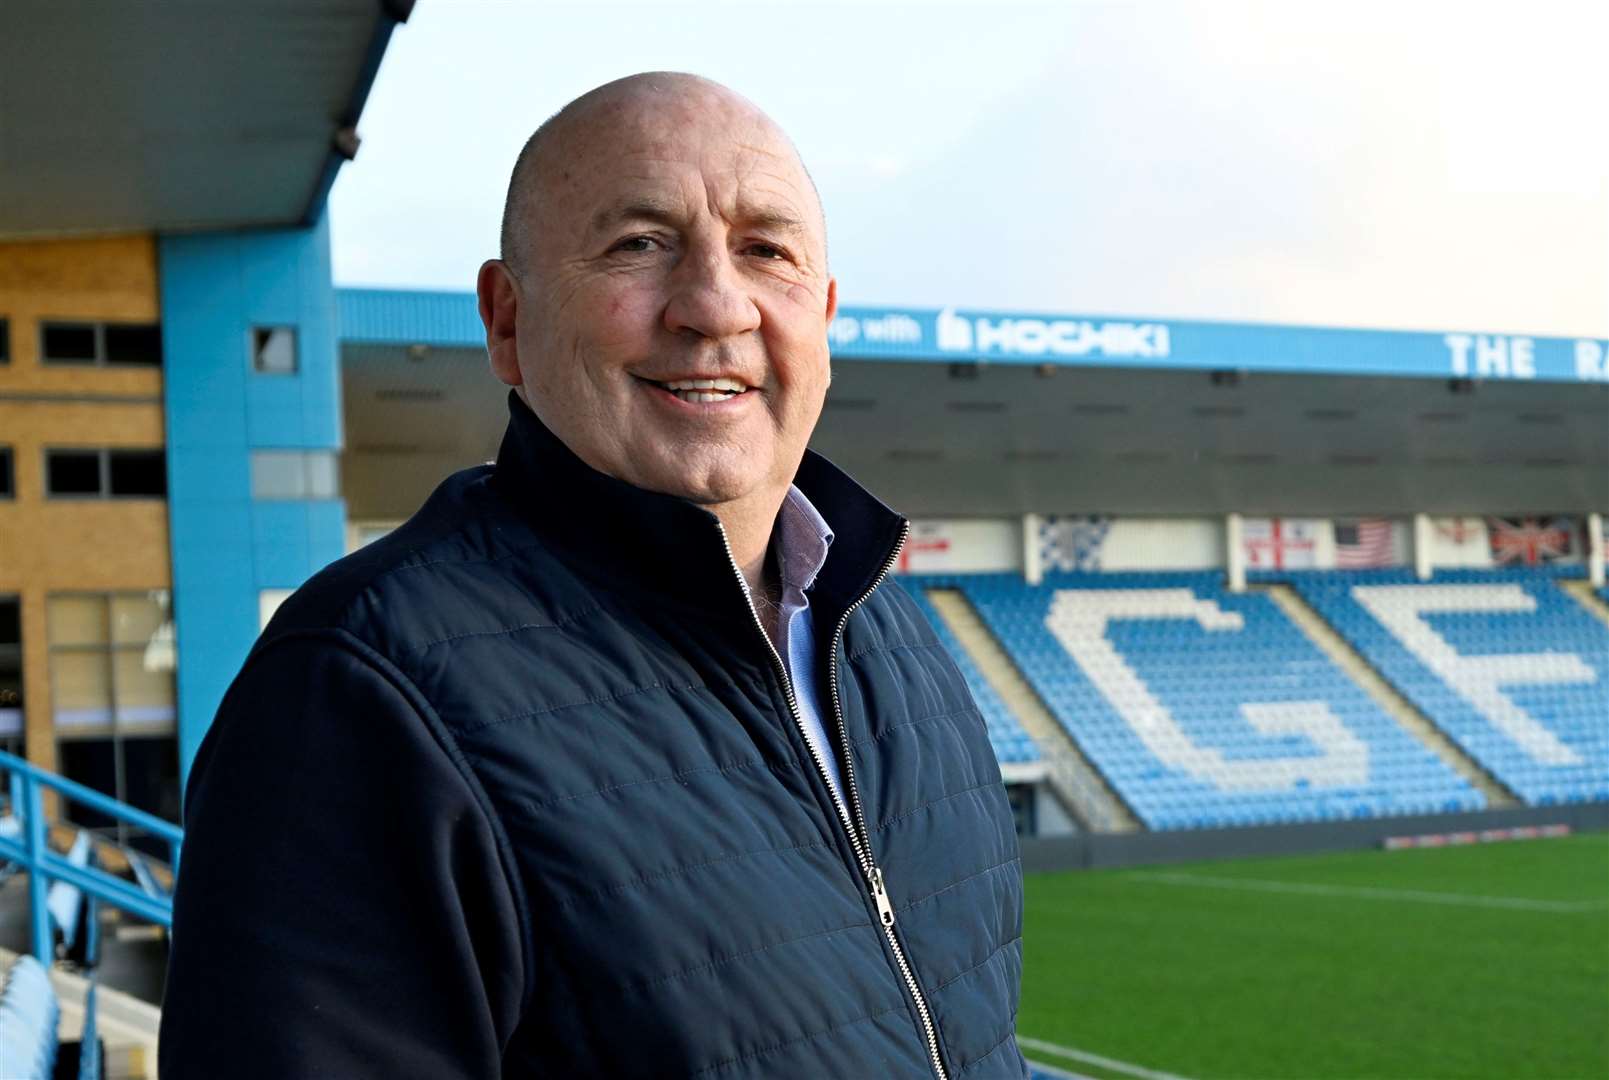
top-left (0, 750), bottom-right (183, 845)
top-left (0, 749), bottom-right (183, 963)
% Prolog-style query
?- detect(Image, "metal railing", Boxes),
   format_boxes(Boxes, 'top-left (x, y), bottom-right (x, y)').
top-left (0, 748), bottom-right (183, 964)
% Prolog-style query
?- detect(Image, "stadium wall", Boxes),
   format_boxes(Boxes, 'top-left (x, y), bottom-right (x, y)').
top-left (1020, 801), bottom-right (1609, 872)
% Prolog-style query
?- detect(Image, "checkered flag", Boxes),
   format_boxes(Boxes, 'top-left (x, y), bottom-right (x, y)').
top-left (1040, 515), bottom-right (1111, 571)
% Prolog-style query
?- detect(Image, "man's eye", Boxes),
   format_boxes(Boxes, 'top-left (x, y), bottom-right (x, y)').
top-left (745, 242), bottom-right (789, 261)
top-left (611, 236), bottom-right (658, 253)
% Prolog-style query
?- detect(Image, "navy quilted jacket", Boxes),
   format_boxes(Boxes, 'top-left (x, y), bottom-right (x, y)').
top-left (161, 395), bottom-right (1027, 1078)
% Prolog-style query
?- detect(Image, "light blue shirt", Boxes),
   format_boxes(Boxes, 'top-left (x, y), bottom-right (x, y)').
top-left (771, 484), bottom-right (844, 805)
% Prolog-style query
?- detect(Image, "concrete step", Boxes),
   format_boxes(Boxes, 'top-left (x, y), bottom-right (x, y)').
top-left (926, 588), bottom-right (1142, 833)
top-left (1258, 584), bottom-right (1519, 809)
top-left (1561, 578), bottom-right (1609, 631)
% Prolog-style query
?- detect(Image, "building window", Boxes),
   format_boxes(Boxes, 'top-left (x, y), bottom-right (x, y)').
top-left (0, 318), bottom-right (9, 365)
top-left (40, 321), bottom-right (162, 367)
top-left (57, 735), bottom-right (180, 849)
top-left (0, 446), bottom-right (12, 499)
top-left (250, 449), bottom-right (339, 499)
top-left (41, 322), bottom-right (97, 363)
top-left (104, 324), bottom-right (163, 366)
top-left (48, 591), bottom-right (179, 839)
top-left (251, 326), bottom-right (298, 374)
top-left (0, 596), bottom-right (22, 756)
top-left (44, 448), bottom-right (166, 498)
top-left (259, 589), bottom-right (294, 631)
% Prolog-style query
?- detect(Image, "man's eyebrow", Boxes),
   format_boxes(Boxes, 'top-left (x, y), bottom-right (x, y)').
top-left (739, 207), bottom-right (809, 236)
top-left (588, 199), bottom-right (810, 238)
top-left (588, 199), bottom-right (684, 236)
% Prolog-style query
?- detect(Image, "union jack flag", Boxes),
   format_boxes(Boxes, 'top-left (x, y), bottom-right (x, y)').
top-left (1487, 517), bottom-right (1573, 565)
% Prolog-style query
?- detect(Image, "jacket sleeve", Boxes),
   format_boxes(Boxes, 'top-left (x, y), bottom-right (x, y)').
top-left (159, 632), bottom-right (525, 1079)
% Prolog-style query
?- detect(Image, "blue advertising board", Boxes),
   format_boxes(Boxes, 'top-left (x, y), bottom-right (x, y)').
top-left (827, 305), bottom-right (1609, 384)
top-left (337, 289), bottom-right (1609, 384)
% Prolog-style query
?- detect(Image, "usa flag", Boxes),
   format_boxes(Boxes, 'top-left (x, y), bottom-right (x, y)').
top-left (1488, 517), bottom-right (1573, 565)
top-left (1334, 518), bottom-right (1401, 568)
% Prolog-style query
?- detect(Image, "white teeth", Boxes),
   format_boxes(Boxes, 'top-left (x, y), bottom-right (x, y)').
top-left (672, 390), bottom-right (730, 403)
top-left (663, 377), bottom-right (748, 393)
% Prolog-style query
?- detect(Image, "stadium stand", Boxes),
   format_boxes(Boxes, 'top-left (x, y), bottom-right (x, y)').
top-left (899, 579), bottom-right (1041, 764)
top-left (1293, 568), bottom-right (1609, 807)
top-left (943, 571), bottom-right (1483, 830)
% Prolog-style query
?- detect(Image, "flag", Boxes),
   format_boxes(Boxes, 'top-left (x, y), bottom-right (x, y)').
top-left (896, 521), bottom-right (953, 573)
top-left (1334, 518), bottom-right (1401, 568)
top-left (1041, 515), bottom-right (1110, 571)
top-left (1432, 516), bottom-right (1491, 567)
top-left (1242, 518), bottom-right (1320, 569)
top-left (1488, 517), bottom-right (1573, 565)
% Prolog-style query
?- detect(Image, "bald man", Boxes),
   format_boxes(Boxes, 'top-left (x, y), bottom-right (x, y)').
top-left (162, 73), bottom-right (1027, 1079)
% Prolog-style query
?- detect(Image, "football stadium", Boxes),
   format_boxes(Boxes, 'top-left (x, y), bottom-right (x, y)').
top-left (2, 4), bottom-right (1606, 1078)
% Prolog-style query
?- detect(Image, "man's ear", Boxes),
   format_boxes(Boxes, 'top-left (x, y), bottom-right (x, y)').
top-left (824, 276), bottom-right (839, 324)
top-left (478, 259), bottom-right (522, 387)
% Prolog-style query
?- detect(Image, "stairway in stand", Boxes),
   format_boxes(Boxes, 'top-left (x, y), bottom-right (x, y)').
top-left (927, 588), bottom-right (1142, 833)
top-left (1258, 584), bottom-right (1518, 809)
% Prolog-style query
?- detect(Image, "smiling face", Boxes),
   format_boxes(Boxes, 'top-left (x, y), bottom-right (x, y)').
top-left (480, 75), bottom-right (837, 522)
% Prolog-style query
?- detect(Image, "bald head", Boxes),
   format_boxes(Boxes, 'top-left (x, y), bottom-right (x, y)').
top-left (498, 72), bottom-right (822, 274)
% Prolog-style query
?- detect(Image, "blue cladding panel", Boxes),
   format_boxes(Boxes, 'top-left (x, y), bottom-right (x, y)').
top-left (251, 502), bottom-right (313, 585)
top-left (307, 499), bottom-right (348, 570)
top-left (165, 448), bottom-right (250, 506)
top-left (161, 214), bottom-right (348, 788)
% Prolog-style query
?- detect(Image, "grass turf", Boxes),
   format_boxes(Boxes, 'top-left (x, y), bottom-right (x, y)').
top-left (1017, 832), bottom-right (1609, 1080)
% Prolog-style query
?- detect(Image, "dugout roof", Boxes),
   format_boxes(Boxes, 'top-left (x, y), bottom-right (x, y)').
top-left (0, 0), bottom-right (411, 238)
top-left (336, 290), bottom-right (1609, 522)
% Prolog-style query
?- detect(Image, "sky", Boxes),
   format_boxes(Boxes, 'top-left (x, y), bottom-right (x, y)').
top-left (329, 0), bottom-right (1609, 339)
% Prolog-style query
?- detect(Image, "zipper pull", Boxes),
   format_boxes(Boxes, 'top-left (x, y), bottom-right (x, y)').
top-left (871, 866), bottom-right (896, 928)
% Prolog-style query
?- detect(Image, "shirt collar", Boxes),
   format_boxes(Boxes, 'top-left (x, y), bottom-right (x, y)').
top-left (776, 484), bottom-right (835, 595)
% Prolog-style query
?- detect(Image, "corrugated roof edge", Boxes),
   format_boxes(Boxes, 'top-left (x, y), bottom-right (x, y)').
top-left (338, 286), bottom-right (485, 347)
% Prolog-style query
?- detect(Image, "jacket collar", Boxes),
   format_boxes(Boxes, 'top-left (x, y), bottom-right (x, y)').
top-left (488, 392), bottom-right (907, 622)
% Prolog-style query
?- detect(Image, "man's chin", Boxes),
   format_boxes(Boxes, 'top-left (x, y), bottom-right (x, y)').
top-left (635, 459), bottom-right (770, 510)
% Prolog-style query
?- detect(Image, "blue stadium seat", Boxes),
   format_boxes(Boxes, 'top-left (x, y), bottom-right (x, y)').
top-left (1293, 568), bottom-right (1609, 809)
top-left (952, 570), bottom-right (1484, 830)
top-left (0, 954), bottom-right (59, 1080)
top-left (897, 577), bottom-right (1043, 765)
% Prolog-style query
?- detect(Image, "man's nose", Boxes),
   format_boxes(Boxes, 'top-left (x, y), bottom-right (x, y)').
top-left (663, 243), bottom-right (762, 340)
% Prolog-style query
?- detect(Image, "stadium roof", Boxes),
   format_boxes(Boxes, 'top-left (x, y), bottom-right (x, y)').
top-left (0, 0), bottom-right (411, 239)
top-left (335, 289), bottom-right (1609, 521)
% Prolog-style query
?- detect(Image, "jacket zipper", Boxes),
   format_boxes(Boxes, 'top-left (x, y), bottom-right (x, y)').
top-left (715, 520), bottom-right (947, 1080)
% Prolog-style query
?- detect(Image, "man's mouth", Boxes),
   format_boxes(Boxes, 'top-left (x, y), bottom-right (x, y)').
top-left (651, 377), bottom-right (751, 404)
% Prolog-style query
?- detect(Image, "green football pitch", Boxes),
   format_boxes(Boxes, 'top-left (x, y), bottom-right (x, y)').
top-left (1017, 832), bottom-right (1609, 1080)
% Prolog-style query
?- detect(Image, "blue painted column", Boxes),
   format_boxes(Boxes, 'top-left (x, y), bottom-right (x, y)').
top-left (158, 214), bottom-right (347, 788)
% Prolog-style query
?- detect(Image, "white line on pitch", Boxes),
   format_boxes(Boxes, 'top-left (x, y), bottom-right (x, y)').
top-left (1022, 1055), bottom-right (1100, 1080)
top-left (1018, 1036), bottom-right (1196, 1080)
top-left (1127, 871), bottom-right (1608, 913)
